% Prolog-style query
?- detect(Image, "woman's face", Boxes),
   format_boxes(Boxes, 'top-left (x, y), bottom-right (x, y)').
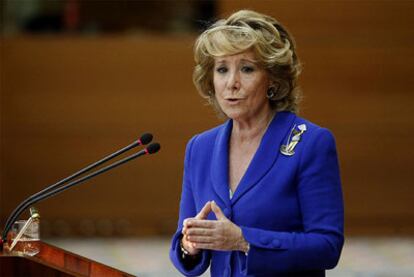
top-left (213, 50), bottom-right (271, 122)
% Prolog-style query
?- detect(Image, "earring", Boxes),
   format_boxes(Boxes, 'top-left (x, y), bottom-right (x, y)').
top-left (266, 86), bottom-right (276, 99)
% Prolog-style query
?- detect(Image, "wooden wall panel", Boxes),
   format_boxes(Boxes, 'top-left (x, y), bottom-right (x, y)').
top-left (1, 1), bottom-right (414, 237)
top-left (0, 35), bottom-right (219, 237)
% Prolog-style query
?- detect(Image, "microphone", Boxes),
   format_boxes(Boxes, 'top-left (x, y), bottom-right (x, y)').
top-left (1, 135), bottom-right (159, 243)
top-left (2, 132), bottom-right (153, 240)
top-left (137, 133), bottom-right (153, 145)
top-left (145, 142), bottom-right (161, 154)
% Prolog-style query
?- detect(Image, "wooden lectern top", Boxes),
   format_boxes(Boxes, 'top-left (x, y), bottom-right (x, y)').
top-left (0, 241), bottom-right (135, 277)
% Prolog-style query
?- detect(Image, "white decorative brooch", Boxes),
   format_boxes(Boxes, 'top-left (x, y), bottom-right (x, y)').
top-left (280, 124), bottom-right (307, 156)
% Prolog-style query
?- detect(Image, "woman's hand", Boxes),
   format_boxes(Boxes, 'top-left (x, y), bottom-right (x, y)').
top-left (181, 201), bottom-right (212, 255)
top-left (183, 201), bottom-right (249, 252)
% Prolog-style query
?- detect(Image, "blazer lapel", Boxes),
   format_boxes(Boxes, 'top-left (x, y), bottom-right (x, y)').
top-left (210, 120), bottom-right (233, 208)
top-left (230, 111), bottom-right (297, 205)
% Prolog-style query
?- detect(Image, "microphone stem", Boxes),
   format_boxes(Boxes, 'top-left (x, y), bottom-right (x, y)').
top-left (38, 149), bottom-right (147, 203)
top-left (2, 143), bottom-right (142, 241)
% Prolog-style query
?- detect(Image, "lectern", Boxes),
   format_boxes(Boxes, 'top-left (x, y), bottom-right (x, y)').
top-left (0, 241), bottom-right (134, 277)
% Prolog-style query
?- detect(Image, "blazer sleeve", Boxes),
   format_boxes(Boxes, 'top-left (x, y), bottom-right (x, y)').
top-left (237, 128), bottom-right (344, 275)
top-left (169, 135), bottom-right (211, 276)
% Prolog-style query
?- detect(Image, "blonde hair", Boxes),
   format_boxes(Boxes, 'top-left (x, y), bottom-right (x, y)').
top-left (193, 10), bottom-right (302, 116)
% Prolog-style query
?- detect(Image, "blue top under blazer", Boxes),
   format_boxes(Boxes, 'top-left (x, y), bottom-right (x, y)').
top-left (170, 111), bottom-right (344, 277)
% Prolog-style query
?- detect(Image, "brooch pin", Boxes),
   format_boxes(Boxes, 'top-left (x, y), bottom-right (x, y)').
top-left (280, 124), bottom-right (307, 156)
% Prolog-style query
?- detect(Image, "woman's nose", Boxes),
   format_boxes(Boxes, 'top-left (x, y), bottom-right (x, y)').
top-left (227, 71), bottom-right (240, 90)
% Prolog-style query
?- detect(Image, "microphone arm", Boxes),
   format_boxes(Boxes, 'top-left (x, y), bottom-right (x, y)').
top-left (25, 146), bottom-right (158, 206)
top-left (1, 136), bottom-right (158, 243)
top-left (3, 139), bottom-right (140, 236)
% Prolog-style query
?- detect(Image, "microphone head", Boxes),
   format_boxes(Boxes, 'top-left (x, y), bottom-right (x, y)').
top-left (139, 133), bottom-right (153, 145)
top-left (146, 143), bottom-right (161, 154)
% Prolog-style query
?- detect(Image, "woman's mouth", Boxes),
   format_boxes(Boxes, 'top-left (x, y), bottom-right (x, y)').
top-left (226, 98), bottom-right (244, 104)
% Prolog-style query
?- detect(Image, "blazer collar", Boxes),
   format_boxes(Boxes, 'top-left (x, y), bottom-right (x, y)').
top-left (210, 112), bottom-right (296, 208)
top-left (210, 119), bottom-right (233, 208)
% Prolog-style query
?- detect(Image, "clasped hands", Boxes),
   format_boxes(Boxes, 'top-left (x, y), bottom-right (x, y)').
top-left (181, 201), bottom-right (249, 256)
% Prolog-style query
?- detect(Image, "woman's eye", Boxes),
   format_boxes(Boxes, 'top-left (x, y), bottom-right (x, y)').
top-left (241, 66), bottom-right (254, 73)
top-left (216, 67), bottom-right (228, 73)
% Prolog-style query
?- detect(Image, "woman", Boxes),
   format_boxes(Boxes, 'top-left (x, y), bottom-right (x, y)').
top-left (170, 10), bottom-right (344, 277)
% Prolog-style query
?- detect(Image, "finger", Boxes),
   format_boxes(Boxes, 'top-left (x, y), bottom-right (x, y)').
top-left (181, 236), bottom-right (200, 255)
top-left (186, 227), bottom-right (214, 236)
top-left (192, 242), bottom-right (217, 250)
top-left (182, 224), bottom-right (195, 236)
top-left (187, 235), bottom-right (214, 244)
top-left (211, 200), bottom-right (226, 220)
top-left (183, 217), bottom-right (193, 228)
top-left (186, 219), bottom-right (216, 228)
top-left (182, 226), bottom-right (188, 235)
top-left (195, 201), bottom-right (212, 220)
top-left (182, 218), bottom-right (193, 234)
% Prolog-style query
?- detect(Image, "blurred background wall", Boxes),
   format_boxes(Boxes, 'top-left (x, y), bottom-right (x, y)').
top-left (1, 0), bottom-right (413, 239)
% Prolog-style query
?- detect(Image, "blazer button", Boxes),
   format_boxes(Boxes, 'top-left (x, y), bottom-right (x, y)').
top-left (272, 239), bottom-right (281, 248)
top-left (223, 208), bottom-right (231, 218)
top-left (259, 236), bottom-right (271, 245)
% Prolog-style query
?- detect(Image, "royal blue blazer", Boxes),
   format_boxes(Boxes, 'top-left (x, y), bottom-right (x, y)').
top-left (170, 111), bottom-right (344, 277)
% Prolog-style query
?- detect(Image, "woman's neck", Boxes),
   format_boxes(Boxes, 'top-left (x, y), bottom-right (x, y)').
top-left (231, 109), bottom-right (276, 143)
